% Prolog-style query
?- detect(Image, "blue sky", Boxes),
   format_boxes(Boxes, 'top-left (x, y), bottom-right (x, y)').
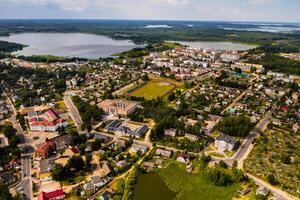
top-left (0, 0), bottom-right (299, 22)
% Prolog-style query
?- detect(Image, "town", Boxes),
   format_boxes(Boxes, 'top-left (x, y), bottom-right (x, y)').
top-left (0, 41), bottom-right (299, 200)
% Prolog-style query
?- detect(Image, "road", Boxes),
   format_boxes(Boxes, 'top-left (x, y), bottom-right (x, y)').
top-left (64, 91), bottom-right (83, 130)
top-left (3, 91), bottom-right (33, 200)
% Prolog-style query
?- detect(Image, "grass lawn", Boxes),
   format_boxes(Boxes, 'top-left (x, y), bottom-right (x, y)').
top-left (130, 79), bottom-right (177, 100)
top-left (55, 100), bottom-right (67, 110)
top-left (157, 162), bottom-right (240, 200)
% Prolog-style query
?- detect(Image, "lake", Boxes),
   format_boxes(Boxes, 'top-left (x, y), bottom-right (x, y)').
top-left (175, 41), bottom-right (256, 50)
top-left (133, 173), bottom-right (176, 200)
top-left (0, 33), bottom-right (142, 59)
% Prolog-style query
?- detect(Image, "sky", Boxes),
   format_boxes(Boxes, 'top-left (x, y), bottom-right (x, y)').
top-left (0, 0), bottom-right (300, 22)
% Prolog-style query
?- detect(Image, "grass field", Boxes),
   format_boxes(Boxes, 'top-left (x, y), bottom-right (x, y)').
top-left (157, 162), bottom-right (240, 200)
top-left (129, 78), bottom-right (182, 100)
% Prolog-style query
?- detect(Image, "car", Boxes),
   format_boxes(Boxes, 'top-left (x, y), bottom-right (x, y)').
top-left (17, 187), bottom-right (24, 191)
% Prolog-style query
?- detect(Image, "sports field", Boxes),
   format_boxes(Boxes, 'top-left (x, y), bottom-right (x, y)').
top-left (130, 79), bottom-right (177, 100)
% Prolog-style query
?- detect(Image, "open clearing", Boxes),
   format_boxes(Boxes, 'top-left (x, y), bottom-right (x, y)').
top-left (129, 78), bottom-right (183, 100)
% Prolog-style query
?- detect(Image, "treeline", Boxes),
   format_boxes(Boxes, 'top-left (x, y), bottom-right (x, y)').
top-left (71, 96), bottom-right (104, 131)
top-left (18, 55), bottom-right (88, 63)
top-left (0, 40), bottom-right (23, 52)
top-left (252, 54), bottom-right (300, 75)
top-left (215, 115), bottom-right (254, 137)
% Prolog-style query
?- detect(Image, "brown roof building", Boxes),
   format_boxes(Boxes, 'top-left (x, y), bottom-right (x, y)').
top-left (98, 99), bottom-right (137, 116)
top-left (35, 140), bottom-right (57, 158)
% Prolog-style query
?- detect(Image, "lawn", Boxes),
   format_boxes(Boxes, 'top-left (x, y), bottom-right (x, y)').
top-left (157, 162), bottom-right (240, 200)
top-left (129, 79), bottom-right (177, 100)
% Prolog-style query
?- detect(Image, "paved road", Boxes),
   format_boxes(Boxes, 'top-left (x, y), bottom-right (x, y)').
top-left (64, 92), bottom-right (83, 129)
top-left (3, 92), bottom-right (33, 200)
top-left (17, 154), bottom-right (32, 200)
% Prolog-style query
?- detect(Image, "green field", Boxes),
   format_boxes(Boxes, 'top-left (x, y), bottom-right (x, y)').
top-left (130, 79), bottom-right (178, 100)
top-left (157, 162), bottom-right (240, 200)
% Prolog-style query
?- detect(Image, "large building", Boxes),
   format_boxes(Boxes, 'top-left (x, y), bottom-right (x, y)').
top-left (231, 62), bottom-right (265, 73)
top-left (28, 109), bottom-right (68, 132)
top-left (98, 100), bottom-right (137, 116)
top-left (105, 120), bottom-right (148, 138)
top-left (38, 189), bottom-right (65, 200)
top-left (214, 134), bottom-right (236, 152)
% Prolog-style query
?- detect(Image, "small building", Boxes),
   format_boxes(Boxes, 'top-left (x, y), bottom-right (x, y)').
top-left (155, 148), bottom-right (172, 158)
top-left (35, 140), bottom-right (57, 158)
top-left (164, 128), bottom-right (177, 137)
top-left (100, 191), bottom-right (113, 200)
top-left (143, 162), bottom-right (155, 169)
top-left (177, 154), bottom-right (190, 163)
top-left (184, 133), bottom-right (198, 141)
top-left (116, 160), bottom-right (127, 168)
top-left (256, 186), bottom-right (269, 197)
top-left (38, 189), bottom-right (65, 200)
top-left (238, 188), bottom-right (251, 196)
top-left (214, 134), bottom-right (236, 152)
top-left (130, 144), bottom-right (148, 154)
top-left (83, 181), bottom-right (95, 191)
top-left (91, 176), bottom-right (106, 188)
top-left (101, 161), bottom-right (113, 177)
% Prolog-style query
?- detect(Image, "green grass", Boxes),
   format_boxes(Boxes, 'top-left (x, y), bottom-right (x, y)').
top-left (157, 162), bottom-right (240, 200)
top-left (130, 80), bottom-right (176, 100)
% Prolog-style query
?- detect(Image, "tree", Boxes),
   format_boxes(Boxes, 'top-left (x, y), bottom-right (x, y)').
top-left (0, 181), bottom-right (14, 200)
top-left (85, 154), bottom-right (92, 168)
top-left (51, 164), bottom-right (72, 181)
top-left (267, 174), bottom-right (279, 185)
top-left (67, 155), bottom-right (85, 171)
top-left (141, 74), bottom-right (149, 81)
top-left (168, 92), bottom-right (176, 101)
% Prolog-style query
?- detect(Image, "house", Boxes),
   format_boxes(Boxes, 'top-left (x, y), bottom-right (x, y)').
top-left (184, 133), bottom-right (198, 141)
top-left (186, 163), bottom-right (194, 173)
top-left (155, 148), bottom-right (172, 158)
top-left (38, 189), bottom-right (65, 200)
top-left (177, 154), bottom-right (190, 163)
top-left (83, 181), bottom-right (95, 191)
top-left (143, 161), bottom-right (155, 169)
top-left (256, 187), bottom-right (269, 197)
top-left (164, 128), bottom-right (177, 137)
top-left (101, 161), bottom-right (113, 177)
top-left (35, 140), bottom-right (57, 158)
top-left (98, 99), bottom-right (137, 116)
top-left (91, 176), bottom-right (106, 188)
top-left (116, 160), bottom-right (127, 168)
top-left (0, 134), bottom-right (8, 148)
top-left (214, 134), bottom-right (236, 152)
top-left (100, 191), bottom-right (113, 200)
top-left (8, 159), bottom-right (20, 169)
top-left (39, 158), bottom-right (55, 173)
top-left (130, 144), bottom-right (148, 154)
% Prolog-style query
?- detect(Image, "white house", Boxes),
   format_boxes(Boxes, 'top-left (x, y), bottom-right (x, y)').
top-left (214, 134), bottom-right (236, 152)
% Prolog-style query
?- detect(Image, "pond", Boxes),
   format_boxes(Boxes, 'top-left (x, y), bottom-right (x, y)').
top-left (0, 33), bottom-right (143, 59)
top-left (133, 173), bottom-right (176, 200)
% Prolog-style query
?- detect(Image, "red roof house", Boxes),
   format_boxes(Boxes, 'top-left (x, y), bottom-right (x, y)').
top-left (280, 105), bottom-right (289, 112)
top-left (38, 189), bottom-right (65, 200)
top-left (35, 140), bottom-right (57, 158)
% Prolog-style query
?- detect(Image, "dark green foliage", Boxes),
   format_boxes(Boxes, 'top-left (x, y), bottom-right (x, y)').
top-left (0, 181), bottom-right (14, 200)
top-left (215, 115), bottom-right (254, 137)
top-left (51, 164), bottom-right (73, 181)
top-left (72, 96), bottom-right (104, 131)
top-left (67, 155), bottom-right (85, 171)
top-left (267, 174), bottom-right (279, 185)
top-left (0, 40), bottom-right (23, 52)
top-left (250, 54), bottom-right (300, 75)
top-left (167, 92), bottom-right (176, 101)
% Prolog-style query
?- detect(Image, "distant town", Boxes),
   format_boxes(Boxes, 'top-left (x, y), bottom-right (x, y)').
top-left (0, 39), bottom-right (299, 200)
